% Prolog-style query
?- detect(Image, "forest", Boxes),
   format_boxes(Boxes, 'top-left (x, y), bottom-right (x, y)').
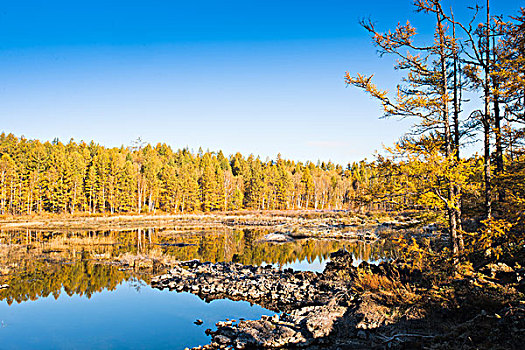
top-left (0, 132), bottom-right (381, 215)
top-left (0, 1), bottom-right (524, 257)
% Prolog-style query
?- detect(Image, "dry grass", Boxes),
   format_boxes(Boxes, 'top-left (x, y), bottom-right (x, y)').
top-left (0, 209), bottom-right (418, 231)
top-left (353, 270), bottom-right (421, 305)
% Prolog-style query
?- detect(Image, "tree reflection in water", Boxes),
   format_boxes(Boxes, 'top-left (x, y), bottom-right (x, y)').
top-left (0, 227), bottom-right (394, 304)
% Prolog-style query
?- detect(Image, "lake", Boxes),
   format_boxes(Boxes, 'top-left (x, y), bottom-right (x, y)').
top-left (0, 226), bottom-right (393, 349)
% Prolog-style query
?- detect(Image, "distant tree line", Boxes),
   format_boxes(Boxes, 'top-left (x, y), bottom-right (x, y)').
top-left (0, 133), bottom-right (389, 215)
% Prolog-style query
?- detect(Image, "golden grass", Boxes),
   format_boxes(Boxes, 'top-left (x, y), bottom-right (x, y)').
top-left (353, 270), bottom-right (421, 305)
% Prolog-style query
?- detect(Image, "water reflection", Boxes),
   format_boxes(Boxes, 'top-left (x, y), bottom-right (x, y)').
top-left (0, 280), bottom-right (274, 350)
top-left (0, 227), bottom-right (394, 304)
top-left (0, 226), bottom-right (396, 349)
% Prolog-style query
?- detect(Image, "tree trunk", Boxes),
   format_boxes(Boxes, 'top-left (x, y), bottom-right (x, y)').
top-left (437, 7), bottom-right (459, 254)
top-left (451, 12), bottom-right (464, 247)
top-left (493, 34), bottom-right (504, 203)
top-left (483, 0), bottom-right (492, 219)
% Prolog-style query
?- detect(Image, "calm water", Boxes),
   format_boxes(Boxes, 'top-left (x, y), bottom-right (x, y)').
top-left (0, 227), bottom-right (394, 349)
top-left (0, 279), bottom-right (273, 349)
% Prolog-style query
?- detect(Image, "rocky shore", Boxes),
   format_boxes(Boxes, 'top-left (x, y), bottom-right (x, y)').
top-left (151, 250), bottom-right (416, 348)
top-left (151, 249), bottom-right (360, 348)
top-left (152, 249), bottom-right (525, 349)
top-left (151, 250), bottom-right (356, 313)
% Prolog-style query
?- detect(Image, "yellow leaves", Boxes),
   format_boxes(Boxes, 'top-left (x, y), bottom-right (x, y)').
top-left (378, 139), bottom-right (480, 213)
top-left (465, 218), bottom-right (513, 260)
top-left (456, 260), bottom-right (474, 277)
top-left (344, 73), bottom-right (389, 101)
top-left (419, 191), bottom-right (442, 209)
top-left (471, 280), bottom-right (485, 288)
top-left (371, 20), bottom-right (417, 51)
top-left (394, 20), bottom-right (417, 43)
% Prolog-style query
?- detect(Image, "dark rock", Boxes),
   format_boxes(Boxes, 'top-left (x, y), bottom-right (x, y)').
top-left (325, 248), bottom-right (354, 273)
top-left (150, 255), bottom-right (361, 348)
top-left (151, 258), bottom-right (349, 313)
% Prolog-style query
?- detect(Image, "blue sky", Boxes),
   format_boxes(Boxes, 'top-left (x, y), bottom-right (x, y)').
top-left (0, 0), bottom-right (522, 164)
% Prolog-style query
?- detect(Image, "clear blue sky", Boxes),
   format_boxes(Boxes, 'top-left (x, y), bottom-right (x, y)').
top-left (0, 0), bottom-right (521, 165)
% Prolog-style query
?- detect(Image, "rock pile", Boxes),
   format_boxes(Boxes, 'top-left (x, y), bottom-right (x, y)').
top-left (151, 249), bottom-right (367, 348)
top-left (152, 247), bottom-right (525, 349)
top-left (151, 250), bottom-right (428, 349)
top-left (151, 256), bottom-right (352, 313)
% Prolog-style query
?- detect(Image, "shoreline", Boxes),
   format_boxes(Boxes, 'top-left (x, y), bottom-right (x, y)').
top-left (0, 210), bottom-right (421, 241)
top-left (152, 249), bottom-right (524, 349)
